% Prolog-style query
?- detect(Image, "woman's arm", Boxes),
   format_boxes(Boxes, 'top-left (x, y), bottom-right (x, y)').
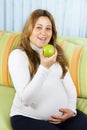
top-left (62, 71), bottom-right (77, 114)
top-left (8, 49), bottom-right (49, 105)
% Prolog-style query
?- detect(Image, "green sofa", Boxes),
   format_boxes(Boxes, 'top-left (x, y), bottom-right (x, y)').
top-left (0, 30), bottom-right (87, 130)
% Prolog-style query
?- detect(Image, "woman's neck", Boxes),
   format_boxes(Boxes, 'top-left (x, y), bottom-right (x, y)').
top-left (30, 42), bottom-right (41, 53)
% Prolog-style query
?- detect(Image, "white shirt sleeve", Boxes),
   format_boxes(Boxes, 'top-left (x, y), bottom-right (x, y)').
top-left (8, 49), bottom-right (49, 105)
top-left (62, 71), bottom-right (77, 114)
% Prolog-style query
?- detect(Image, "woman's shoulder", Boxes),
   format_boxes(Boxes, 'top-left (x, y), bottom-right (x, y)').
top-left (9, 49), bottom-right (25, 56)
top-left (8, 49), bottom-right (28, 64)
top-left (9, 49), bottom-right (28, 59)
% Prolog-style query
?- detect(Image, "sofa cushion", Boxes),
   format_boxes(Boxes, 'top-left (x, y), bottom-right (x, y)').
top-left (58, 40), bottom-right (87, 99)
top-left (0, 86), bottom-right (15, 130)
top-left (77, 98), bottom-right (87, 114)
top-left (0, 30), bottom-right (21, 87)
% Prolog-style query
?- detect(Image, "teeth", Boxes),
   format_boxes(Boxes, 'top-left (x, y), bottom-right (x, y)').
top-left (39, 37), bottom-right (46, 40)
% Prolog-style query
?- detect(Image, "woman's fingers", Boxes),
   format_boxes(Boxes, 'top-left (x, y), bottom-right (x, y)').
top-left (40, 48), bottom-right (57, 68)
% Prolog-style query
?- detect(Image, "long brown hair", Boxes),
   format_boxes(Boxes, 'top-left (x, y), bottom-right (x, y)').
top-left (18, 9), bottom-right (68, 78)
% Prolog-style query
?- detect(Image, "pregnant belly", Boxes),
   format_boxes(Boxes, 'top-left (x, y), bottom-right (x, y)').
top-left (33, 94), bottom-right (68, 120)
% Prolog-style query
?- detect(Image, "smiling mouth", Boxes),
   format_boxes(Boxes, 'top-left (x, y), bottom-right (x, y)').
top-left (38, 37), bottom-right (47, 41)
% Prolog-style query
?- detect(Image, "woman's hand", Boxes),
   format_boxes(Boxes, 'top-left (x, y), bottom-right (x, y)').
top-left (48, 108), bottom-right (76, 124)
top-left (40, 49), bottom-right (57, 69)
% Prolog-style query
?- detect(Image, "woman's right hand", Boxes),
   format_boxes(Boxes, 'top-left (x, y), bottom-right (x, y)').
top-left (40, 49), bottom-right (57, 69)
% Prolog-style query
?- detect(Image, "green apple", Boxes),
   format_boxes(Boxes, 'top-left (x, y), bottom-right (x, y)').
top-left (43, 44), bottom-right (55, 57)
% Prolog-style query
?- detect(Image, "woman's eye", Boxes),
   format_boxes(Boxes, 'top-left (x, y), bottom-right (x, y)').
top-left (36, 26), bottom-right (41, 29)
top-left (46, 28), bottom-right (52, 31)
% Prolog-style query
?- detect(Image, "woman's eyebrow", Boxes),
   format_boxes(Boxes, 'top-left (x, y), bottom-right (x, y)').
top-left (36, 24), bottom-right (52, 27)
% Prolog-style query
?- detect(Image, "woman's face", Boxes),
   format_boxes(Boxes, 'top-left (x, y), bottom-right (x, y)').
top-left (30, 16), bottom-right (52, 48)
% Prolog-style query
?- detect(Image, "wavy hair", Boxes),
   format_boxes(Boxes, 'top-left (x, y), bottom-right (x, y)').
top-left (18, 9), bottom-right (68, 78)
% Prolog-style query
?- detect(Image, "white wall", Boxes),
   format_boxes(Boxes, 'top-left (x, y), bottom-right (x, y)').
top-left (0, 0), bottom-right (87, 38)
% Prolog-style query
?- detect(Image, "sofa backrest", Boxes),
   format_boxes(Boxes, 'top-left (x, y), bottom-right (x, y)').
top-left (57, 36), bottom-right (87, 46)
top-left (0, 30), bottom-right (21, 87)
top-left (58, 39), bottom-right (87, 99)
top-left (0, 30), bottom-right (87, 99)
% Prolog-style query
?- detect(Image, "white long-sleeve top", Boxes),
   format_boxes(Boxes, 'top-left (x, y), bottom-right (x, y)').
top-left (8, 48), bottom-right (77, 120)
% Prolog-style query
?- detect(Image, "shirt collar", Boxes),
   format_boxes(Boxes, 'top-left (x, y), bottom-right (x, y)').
top-left (30, 42), bottom-right (41, 54)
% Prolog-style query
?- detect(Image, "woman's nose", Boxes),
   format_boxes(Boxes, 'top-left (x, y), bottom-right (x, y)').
top-left (40, 29), bottom-right (46, 35)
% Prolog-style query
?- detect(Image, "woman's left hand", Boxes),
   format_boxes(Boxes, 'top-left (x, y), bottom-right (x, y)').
top-left (48, 108), bottom-right (75, 124)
